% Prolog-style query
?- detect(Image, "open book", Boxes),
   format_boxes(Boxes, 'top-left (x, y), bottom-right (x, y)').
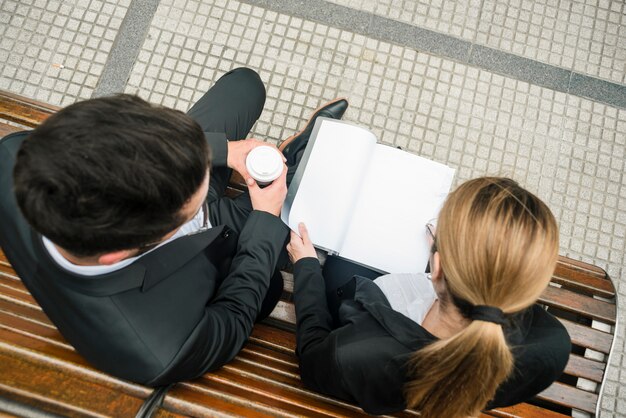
top-left (282, 118), bottom-right (455, 274)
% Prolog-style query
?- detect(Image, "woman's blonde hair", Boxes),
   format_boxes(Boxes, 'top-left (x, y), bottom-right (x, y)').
top-left (405, 177), bottom-right (559, 418)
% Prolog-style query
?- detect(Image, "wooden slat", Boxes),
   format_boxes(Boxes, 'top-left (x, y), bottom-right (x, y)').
top-left (0, 309), bottom-right (70, 349)
top-left (152, 409), bottom-right (188, 418)
top-left (0, 278), bottom-right (28, 300)
top-left (563, 354), bottom-right (605, 382)
top-left (0, 122), bottom-right (21, 137)
top-left (557, 256), bottom-right (608, 278)
top-left (537, 382), bottom-right (598, 414)
top-left (238, 346), bottom-right (299, 373)
top-left (0, 265), bottom-right (22, 282)
top-left (0, 328), bottom-right (87, 369)
top-left (0, 350), bottom-right (149, 418)
top-left (558, 318), bottom-right (613, 354)
top-left (0, 298), bottom-right (52, 327)
top-left (0, 90), bottom-right (57, 127)
top-left (0, 281), bottom-right (37, 306)
top-left (552, 262), bottom-right (614, 299)
top-left (0, 287), bottom-right (43, 312)
top-left (539, 285), bottom-right (616, 324)
top-left (250, 323), bottom-right (297, 354)
top-left (161, 383), bottom-right (281, 418)
top-left (483, 403), bottom-right (569, 418)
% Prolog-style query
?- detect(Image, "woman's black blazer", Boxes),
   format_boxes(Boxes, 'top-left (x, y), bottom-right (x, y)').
top-left (293, 258), bottom-right (571, 416)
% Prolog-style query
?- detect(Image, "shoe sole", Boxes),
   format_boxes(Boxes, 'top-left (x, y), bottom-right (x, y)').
top-left (278, 97), bottom-right (348, 152)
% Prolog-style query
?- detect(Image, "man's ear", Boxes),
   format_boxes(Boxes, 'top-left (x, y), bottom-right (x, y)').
top-left (98, 249), bottom-right (136, 265)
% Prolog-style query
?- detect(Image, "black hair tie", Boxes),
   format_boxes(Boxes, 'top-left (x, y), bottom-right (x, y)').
top-left (470, 305), bottom-right (507, 325)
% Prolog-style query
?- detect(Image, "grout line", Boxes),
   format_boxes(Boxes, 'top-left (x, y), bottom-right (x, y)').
top-left (92, 0), bottom-right (161, 98)
top-left (472, 0), bottom-right (486, 45)
top-left (237, 0), bottom-right (625, 109)
top-left (566, 70), bottom-right (574, 95)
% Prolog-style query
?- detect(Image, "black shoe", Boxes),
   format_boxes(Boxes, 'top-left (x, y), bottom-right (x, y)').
top-left (279, 98), bottom-right (348, 166)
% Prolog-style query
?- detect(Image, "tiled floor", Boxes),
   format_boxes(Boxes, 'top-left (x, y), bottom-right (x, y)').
top-left (477, 0), bottom-right (626, 85)
top-left (324, 0), bottom-right (626, 85)
top-left (325, 0), bottom-right (483, 41)
top-left (0, 0), bottom-right (130, 106)
top-left (0, 0), bottom-right (625, 416)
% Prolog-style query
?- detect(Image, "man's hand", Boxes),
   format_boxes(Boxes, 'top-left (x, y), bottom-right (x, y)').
top-left (227, 139), bottom-right (284, 180)
top-left (287, 223), bottom-right (318, 263)
top-left (247, 163), bottom-right (288, 216)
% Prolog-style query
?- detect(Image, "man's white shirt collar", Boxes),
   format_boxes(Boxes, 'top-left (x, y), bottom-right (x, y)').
top-left (43, 205), bottom-right (211, 277)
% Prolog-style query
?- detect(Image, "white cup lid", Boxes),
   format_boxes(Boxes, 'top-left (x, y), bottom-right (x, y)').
top-left (245, 146), bottom-right (283, 183)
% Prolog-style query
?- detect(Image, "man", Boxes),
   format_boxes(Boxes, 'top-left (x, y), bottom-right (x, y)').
top-left (0, 67), bottom-right (348, 386)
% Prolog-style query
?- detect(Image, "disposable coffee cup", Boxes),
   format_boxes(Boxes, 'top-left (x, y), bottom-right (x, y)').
top-left (245, 145), bottom-right (283, 186)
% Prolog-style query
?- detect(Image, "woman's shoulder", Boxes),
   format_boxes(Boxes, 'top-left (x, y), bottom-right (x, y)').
top-left (491, 305), bottom-right (572, 408)
top-left (513, 305), bottom-right (571, 366)
top-left (510, 305), bottom-right (570, 347)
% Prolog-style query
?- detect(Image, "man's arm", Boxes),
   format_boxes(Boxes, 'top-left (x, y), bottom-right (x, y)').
top-left (149, 163), bottom-right (289, 385)
top-left (204, 132), bottom-right (228, 166)
top-left (150, 210), bottom-right (287, 385)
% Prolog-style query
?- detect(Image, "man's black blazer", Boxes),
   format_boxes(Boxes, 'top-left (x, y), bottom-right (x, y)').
top-left (293, 258), bottom-right (571, 416)
top-left (0, 131), bottom-right (288, 386)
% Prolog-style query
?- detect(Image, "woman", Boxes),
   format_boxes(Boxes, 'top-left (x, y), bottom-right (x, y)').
top-left (287, 177), bottom-right (571, 417)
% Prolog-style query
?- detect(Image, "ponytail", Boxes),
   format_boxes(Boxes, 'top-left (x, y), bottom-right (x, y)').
top-left (405, 320), bottom-right (513, 418)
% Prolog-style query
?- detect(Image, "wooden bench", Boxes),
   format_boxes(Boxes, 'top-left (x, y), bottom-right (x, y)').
top-left (0, 90), bottom-right (618, 417)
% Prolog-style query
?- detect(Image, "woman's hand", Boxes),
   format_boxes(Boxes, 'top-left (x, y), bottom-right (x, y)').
top-left (287, 223), bottom-right (318, 263)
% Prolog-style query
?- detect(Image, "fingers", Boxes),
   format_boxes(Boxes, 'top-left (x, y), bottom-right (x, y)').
top-left (287, 224), bottom-right (318, 263)
top-left (298, 222), bottom-right (311, 244)
top-left (287, 231), bottom-right (301, 262)
top-left (277, 163), bottom-right (288, 181)
top-left (238, 167), bottom-right (251, 180)
top-left (263, 163), bottom-right (288, 190)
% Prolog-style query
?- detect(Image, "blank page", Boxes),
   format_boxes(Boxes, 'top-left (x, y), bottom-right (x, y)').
top-left (339, 145), bottom-right (455, 273)
top-left (282, 118), bottom-right (376, 252)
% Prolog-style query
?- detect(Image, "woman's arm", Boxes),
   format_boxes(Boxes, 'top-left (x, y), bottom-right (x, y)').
top-left (289, 225), bottom-right (352, 398)
top-left (293, 258), bottom-right (335, 355)
top-left (292, 257), bottom-right (354, 400)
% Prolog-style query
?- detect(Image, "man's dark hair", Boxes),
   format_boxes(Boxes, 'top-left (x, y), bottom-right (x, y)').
top-left (13, 94), bottom-right (210, 257)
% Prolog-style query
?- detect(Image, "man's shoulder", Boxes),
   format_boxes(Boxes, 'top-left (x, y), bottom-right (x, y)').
top-left (0, 131), bottom-right (36, 269)
top-left (0, 131), bottom-right (28, 159)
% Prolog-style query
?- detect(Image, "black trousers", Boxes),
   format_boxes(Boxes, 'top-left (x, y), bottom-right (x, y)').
top-left (187, 67), bottom-right (283, 321)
